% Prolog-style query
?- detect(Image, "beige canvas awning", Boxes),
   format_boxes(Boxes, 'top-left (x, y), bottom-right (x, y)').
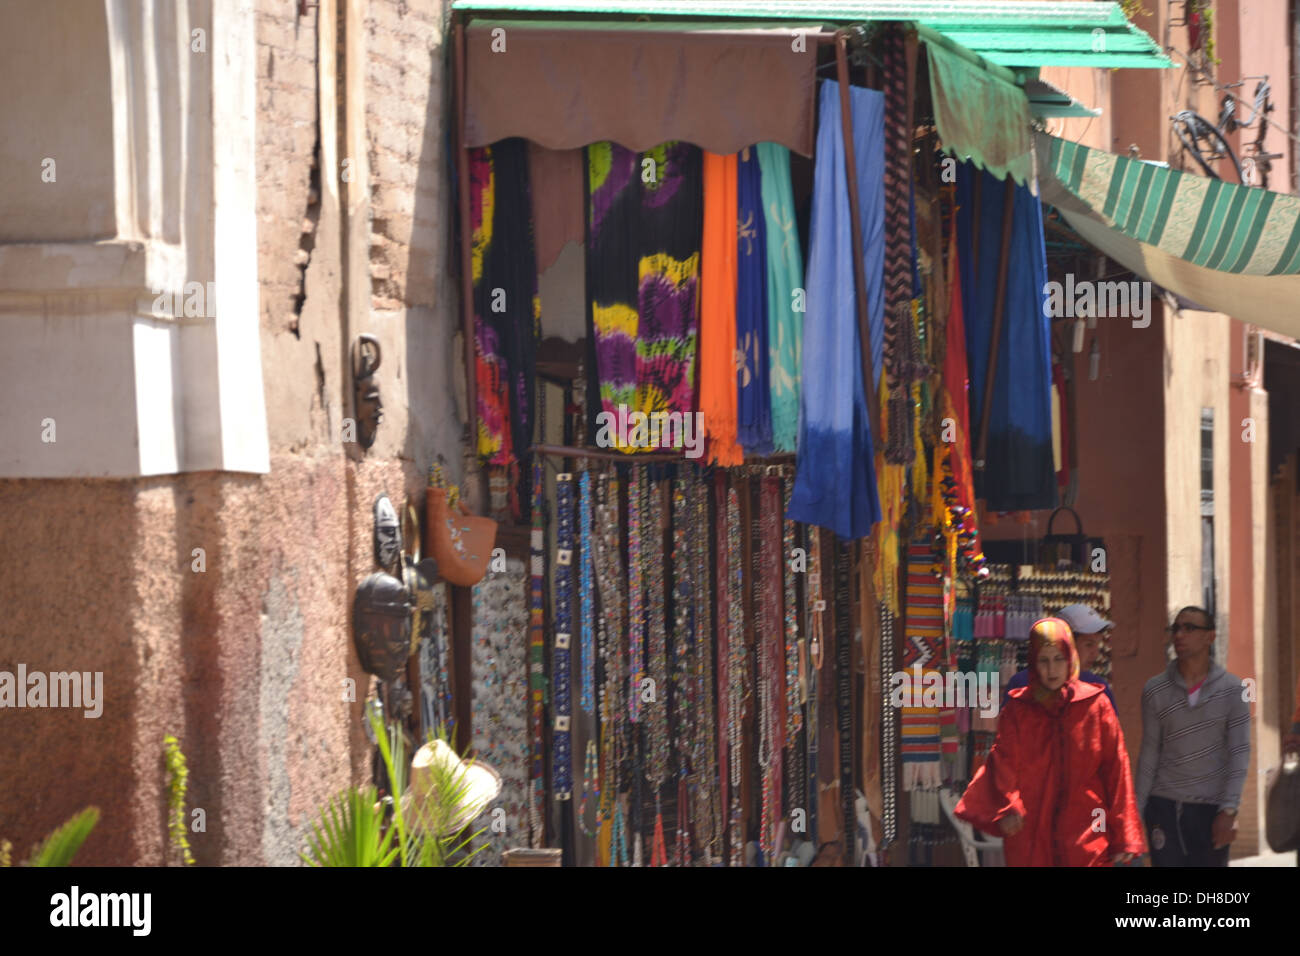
top-left (1037, 131), bottom-right (1300, 339)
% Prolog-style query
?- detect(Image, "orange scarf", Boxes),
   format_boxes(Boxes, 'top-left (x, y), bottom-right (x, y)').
top-left (699, 152), bottom-right (743, 466)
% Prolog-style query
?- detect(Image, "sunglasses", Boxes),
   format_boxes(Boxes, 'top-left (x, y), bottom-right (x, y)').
top-left (1165, 623), bottom-right (1214, 634)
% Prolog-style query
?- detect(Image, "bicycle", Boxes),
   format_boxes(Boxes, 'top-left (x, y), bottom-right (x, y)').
top-left (1170, 76), bottom-right (1283, 186)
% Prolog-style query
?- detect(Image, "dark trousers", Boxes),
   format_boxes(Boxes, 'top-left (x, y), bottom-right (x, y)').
top-left (1144, 795), bottom-right (1230, 867)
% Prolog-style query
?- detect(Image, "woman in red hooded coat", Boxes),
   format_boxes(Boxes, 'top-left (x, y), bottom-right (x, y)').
top-left (955, 617), bottom-right (1145, 866)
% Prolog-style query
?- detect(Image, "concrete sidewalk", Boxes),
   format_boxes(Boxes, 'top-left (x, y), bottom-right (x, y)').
top-left (1230, 850), bottom-right (1297, 866)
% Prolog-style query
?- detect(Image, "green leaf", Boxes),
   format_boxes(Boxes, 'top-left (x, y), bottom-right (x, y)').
top-left (28, 807), bottom-right (100, 867)
top-left (301, 786), bottom-right (397, 867)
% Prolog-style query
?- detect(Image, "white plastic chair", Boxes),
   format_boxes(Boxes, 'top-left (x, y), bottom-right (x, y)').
top-left (939, 786), bottom-right (1004, 867)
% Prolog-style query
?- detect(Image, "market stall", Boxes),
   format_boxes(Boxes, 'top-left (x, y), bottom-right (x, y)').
top-left (391, 0), bottom-right (1171, 867)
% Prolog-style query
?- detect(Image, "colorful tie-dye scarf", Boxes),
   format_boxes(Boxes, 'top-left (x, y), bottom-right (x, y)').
top-left (471, 140), bottom-right (539, 510)
top-left (757, 143), bottom-right (804, 454)
top-left (586, 141), bottom-right (703, 450)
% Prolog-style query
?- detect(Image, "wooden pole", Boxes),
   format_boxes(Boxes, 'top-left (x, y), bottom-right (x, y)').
top-left (974, 176), bottom-right (1017, 470)
top-left (835, 32), bottom-right (884, 454)
top-left (455, 19), bottom-right (477, 457)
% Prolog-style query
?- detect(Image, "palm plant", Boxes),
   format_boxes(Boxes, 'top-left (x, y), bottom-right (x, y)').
top-left (301, 786), bottom-right (399, 867)
top-left (301, 701), bottom-right (490, 867)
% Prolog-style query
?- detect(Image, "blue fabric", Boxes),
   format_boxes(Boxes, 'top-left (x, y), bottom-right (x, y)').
top-left (956, 163), bottom-right (1057, 513)
top-left (1002, 668), bottom-right (1115, 711)
top-left (788, 81), bottom-right (884, 539)
top-left (737, 146), bottom-right (773, 454)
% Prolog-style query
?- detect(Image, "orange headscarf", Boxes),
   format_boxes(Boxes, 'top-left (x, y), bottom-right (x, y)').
top-left (1027, 617), bottom-right (1079, 712)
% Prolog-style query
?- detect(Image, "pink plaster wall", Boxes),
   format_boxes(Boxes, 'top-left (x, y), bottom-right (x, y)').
top-left (0, 0), bottom-right (458, 865)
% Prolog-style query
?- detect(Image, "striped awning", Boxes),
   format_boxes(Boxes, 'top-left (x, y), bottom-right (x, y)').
top-left (1037, 132), bottom-right (1300, 337)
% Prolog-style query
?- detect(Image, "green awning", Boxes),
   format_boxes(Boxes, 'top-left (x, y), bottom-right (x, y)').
top-left (1038, 132), bottom-right (1300, 337)
top-left (451, 1), bottom-right (1173, 70)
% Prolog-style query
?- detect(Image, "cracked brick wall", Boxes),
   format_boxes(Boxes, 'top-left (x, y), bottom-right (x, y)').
top-left (366, 0), bottom-right (449, 315)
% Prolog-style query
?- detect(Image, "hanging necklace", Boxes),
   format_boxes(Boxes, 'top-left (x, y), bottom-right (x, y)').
top-left (579, 471), bottom-right (596, 716)
top-left (783, 477), bottom-right (802, 738)
top-left (758, 475), bottom-right (784, 865)
top-left (552, 471), bottom-right (575, 801)
top-left (627, 467), bottom-right (645, 724)
top-left (527, 456), bottom-right (547, 846)
top-left (783, 475), bottom-right (806, 841)
top-left (726, 485), bottom-right (746, 867)
top-left (593, 472), bottom-right (624, 830)
top-left (645, 477), bottom-right (670, 797)
top-left (806, 525), bottom-right (825, 844)
top-left (611, 794), bottom-right (629, 867)
top-left (834, 538), bottom-right (855, 863)
top-left (670, 477), bottom-right (694, 864)
top-left (693, 474), bottom-right (721, 862)
top-left (577, 739), bottom-right (598, 838)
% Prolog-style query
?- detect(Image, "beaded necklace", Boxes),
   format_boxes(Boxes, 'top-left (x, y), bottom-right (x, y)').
top-left (610, 794), bottom-right (629, 867)
top-left (670, 477), bottom-right (693, 864)
top-left (645, 478), bottom-right (670, 790)
top-left (783, 476), bottom-right (806, 839)
top-left (880, 602), bottom-right (899, 848)
top-left (627, 467), bottom-right (645, 724)
top-left (527, 456), bottom-right (547, 846)
top-left (806, 526), bottom-right (825, 843)
top-left (593, 473), bottom-right (625, 830)
top-left (577, 739), bottom-right (598, 838)
top-left (726, 486), bottom-right (746, 867)
top-left (783, 478), bottom-right (802, 738)
top-left (579, 471), bottom-right (596, 716)
top-left (692, 475), bottom-right (721, 862)
top-left (552, 472), bottom-right (575, 800)
top-left (645, 475), bottom-right (671, 864)
top-left (758, 476), bottom-right (784, 865)
top-left (834, 537), bottom-right (855, 862)
top-left (714, 473), bottom-right (731, 840)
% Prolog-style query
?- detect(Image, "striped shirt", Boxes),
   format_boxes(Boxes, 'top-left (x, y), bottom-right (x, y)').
top-left (1136, 661), bottom-right (1252, 812)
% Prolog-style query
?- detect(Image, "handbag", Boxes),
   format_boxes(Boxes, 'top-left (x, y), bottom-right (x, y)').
top-left (1041, 506), bottom-right (1089, 569)
top-left (1265, 754), bottom-right (1300, 853)
top-left (426, 486), bottom-right (497, 587)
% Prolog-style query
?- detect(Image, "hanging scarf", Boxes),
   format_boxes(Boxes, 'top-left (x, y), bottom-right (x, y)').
top-left (736, 146), bottom-right (773, 454)
top-left (472, 140), bottom-right (539, 509)
top-left (941, 215), bottom-right (981, 555)
top-left (956, 163), bottom-right (1056, 512)
top-left (787, 81), bottom-right (884, 540)
top-left (758, 143), bottom-right (804, 454)
top-left (587, 142), bottom-right (704, 448)
top-left (1027, 617), bottom-right (1081, 714)
top-left (700, 152), bottom-right (744, 466)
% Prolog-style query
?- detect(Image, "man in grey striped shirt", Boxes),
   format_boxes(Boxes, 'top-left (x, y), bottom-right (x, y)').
top-left (1136, 606), bottom-right (1252, 867)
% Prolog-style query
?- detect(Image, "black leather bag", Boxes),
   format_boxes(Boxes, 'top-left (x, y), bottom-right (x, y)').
top-left (1265, 756), bottom-right (1300, 853)
top-left (1041, 507), bottom-right (1089, 569)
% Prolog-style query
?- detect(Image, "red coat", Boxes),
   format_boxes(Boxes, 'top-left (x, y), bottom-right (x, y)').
top-left (955, 681), bottom-right (1145, 866)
